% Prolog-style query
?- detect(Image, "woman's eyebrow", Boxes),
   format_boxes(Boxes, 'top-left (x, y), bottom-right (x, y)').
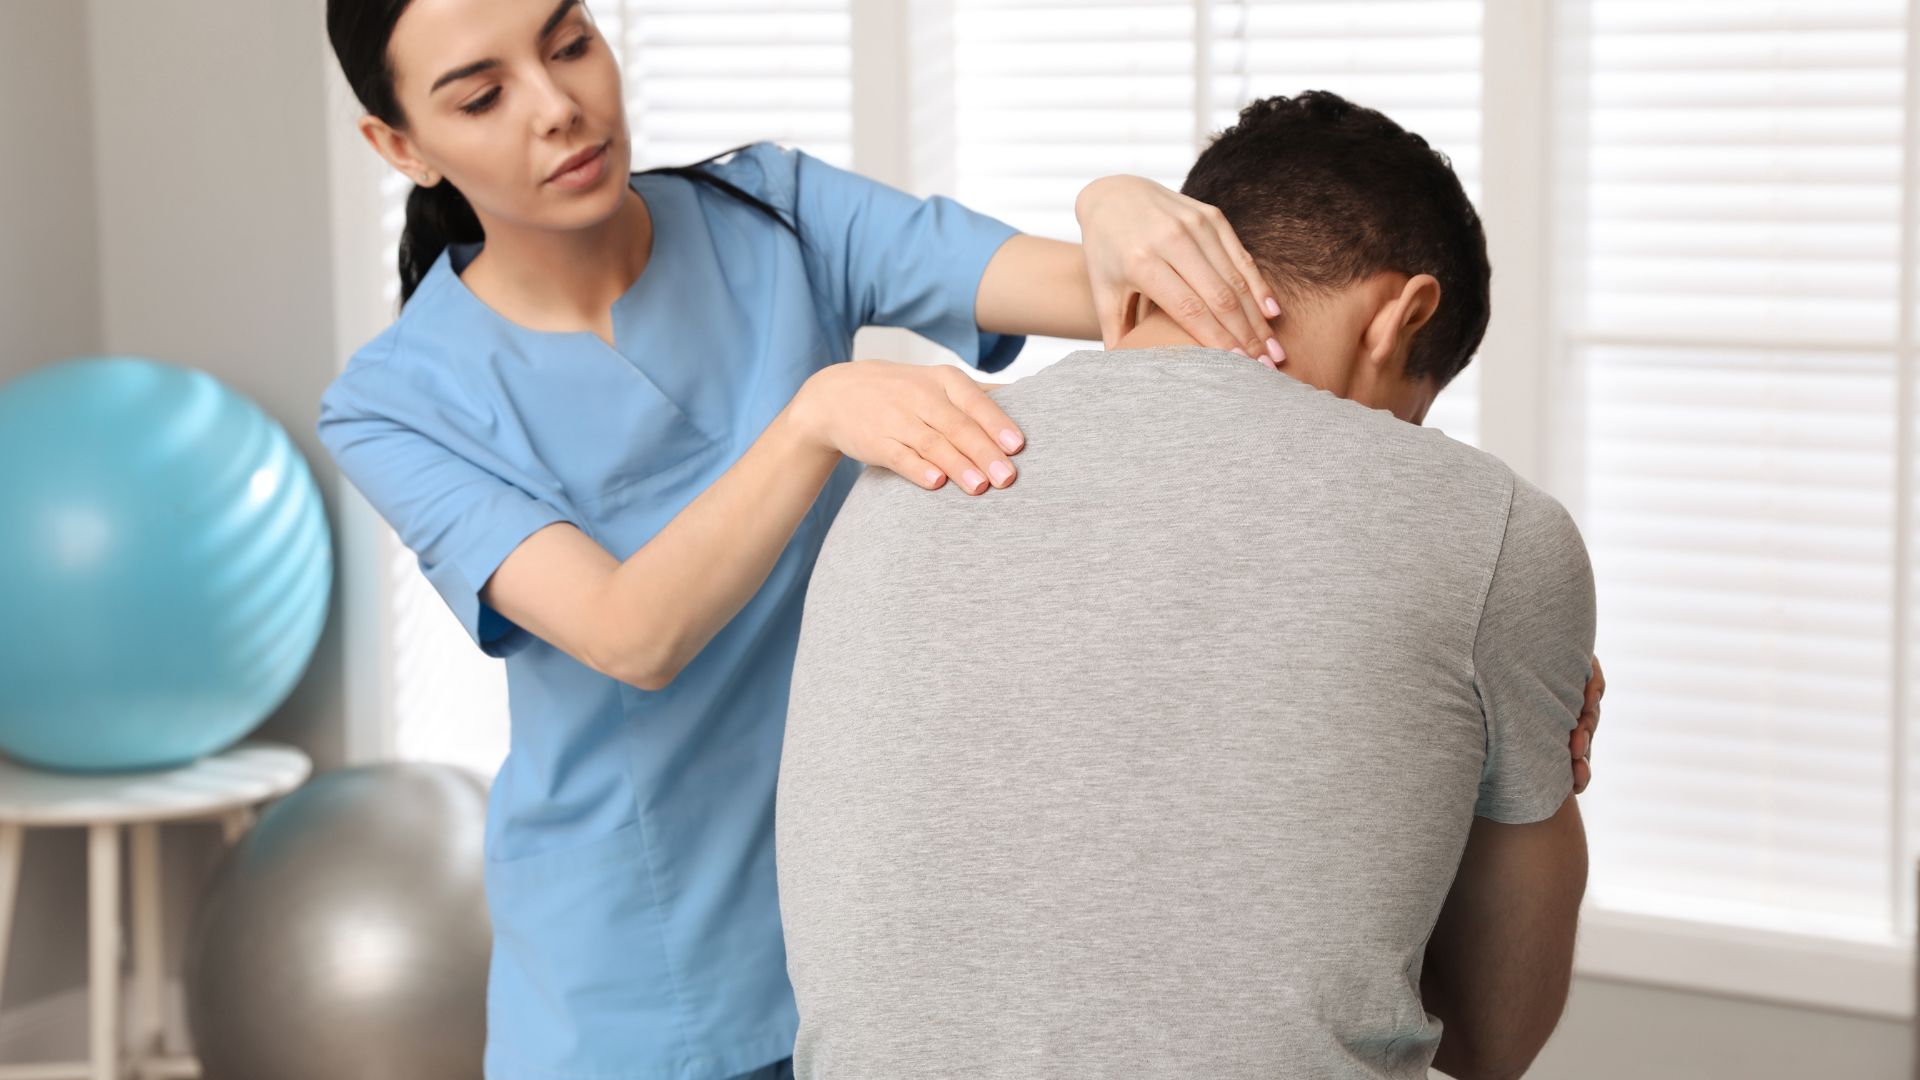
top-left (429, 0), bottom-right (581, 94)
top-left (536, 0), bottom-right (582, 42)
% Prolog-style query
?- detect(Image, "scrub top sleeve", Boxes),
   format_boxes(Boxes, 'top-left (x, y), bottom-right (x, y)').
top-left (753, 144), bottom-right (1026, 373)
top-left (1469, 478), bottom-right (1597, 824)
top-left (317, 370), bottom-right (573, 659)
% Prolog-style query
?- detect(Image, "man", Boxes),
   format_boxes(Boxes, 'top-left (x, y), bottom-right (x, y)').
top-left (777, 91), bottom-right (1594, 1080)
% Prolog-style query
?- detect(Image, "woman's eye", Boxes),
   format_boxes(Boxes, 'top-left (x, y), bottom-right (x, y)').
top-left (460, 88), bottom-right (501, 115)
top-left (557, 33), bottom-right (591, 60)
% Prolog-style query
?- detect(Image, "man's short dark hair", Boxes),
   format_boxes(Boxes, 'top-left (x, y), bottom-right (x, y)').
top-left (1181, 91), bottom-right (1491, 387)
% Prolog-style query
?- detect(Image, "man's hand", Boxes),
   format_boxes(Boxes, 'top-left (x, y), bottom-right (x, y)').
top-left (1571, 656), bottom-right (1604, 794)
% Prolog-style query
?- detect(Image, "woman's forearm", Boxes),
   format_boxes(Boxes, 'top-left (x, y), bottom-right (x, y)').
top-left (975, 234), bottom-right (1102, 341)
top-left (594, 396), bottom-right (843, 689)
top-left (587, 358), bottom-right (1024, 690)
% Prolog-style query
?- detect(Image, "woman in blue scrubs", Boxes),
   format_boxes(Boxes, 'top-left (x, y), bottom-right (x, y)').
top-left (319, 1), bottom-right (1300, 1078)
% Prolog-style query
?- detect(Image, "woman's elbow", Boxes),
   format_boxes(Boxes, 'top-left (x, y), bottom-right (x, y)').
top-left (621, 664), bottom-right (678, 692)
top-left (587, 634), bottom-right (682, 691)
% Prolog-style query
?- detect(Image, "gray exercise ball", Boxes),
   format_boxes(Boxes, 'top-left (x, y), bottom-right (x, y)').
top-left (186, 763), bottom-right (492, 1080)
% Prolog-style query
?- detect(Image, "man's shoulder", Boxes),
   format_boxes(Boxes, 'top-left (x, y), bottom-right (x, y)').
top-left (991, 348), bottom-right (1513, 473)
top-left (1492, 474), bottom-right (1593, 589)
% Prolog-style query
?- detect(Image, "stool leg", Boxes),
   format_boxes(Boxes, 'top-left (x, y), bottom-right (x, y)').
top-left (88, 824), bottom-right (121, 1080)
top-left (130, 823), bottom-right (164, 1059)
top-left (220, 809), bottom-right (253, 846)
top-left (0, 823), bottom-right (21, 1013)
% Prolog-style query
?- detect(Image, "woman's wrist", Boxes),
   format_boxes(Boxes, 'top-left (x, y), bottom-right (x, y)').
top-left (781, 371), bottom-right (845, 465)
top-left (1073, 174), bottom-right (1129, 229)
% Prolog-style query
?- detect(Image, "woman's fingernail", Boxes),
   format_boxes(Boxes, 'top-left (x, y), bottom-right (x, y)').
top-left (962, 468), bottom-right (987, 493)
top-left (1231, 347), bottom-right (1249, 358)
top-left (1267, 338), bottom-right (1284, 363)
top-left (1260, 355), bottom-right (1279, 371)
top-left (925, 467), bottom-right (944, 487)
top-left (988, 461), bottom-right (1014, 486)
top-left (1264, 297), bottom-right (1281, 318)
top-left (998, 428), bottom-right (1024, 453)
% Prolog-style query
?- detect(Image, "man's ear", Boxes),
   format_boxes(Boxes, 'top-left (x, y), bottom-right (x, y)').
top-left (358, 114), bottom-right (439, 187)
top-left (1360, 273), bottom-right (1441, 369)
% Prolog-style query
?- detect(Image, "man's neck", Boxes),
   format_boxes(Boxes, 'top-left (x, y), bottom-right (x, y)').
top-left (1110, 311), bottom-right (1210, 353)
top-left (1104, 294), bottom-right (1436, 426)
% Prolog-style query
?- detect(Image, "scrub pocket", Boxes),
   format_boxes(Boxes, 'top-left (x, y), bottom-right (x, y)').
top-left (483, 820), bottom-right (683, 1079)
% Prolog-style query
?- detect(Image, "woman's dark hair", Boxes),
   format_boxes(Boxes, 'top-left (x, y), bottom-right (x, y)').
top-left (326, 0), bottom-right (796, 307)
top-left (1181, 91), bottom-right (1492, 387)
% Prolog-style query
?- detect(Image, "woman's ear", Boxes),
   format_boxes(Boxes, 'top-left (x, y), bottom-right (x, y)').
top-left (1360, 273), bottom-right (1441, 368)
top-left (358, 115), bottom-right (438, 187)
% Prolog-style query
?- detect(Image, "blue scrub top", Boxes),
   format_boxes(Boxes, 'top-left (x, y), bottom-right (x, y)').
top-left (316, 142), bottom-right (1023, 1080)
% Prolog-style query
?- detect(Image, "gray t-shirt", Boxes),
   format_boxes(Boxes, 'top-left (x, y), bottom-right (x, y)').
top-left (777, 346), bottom-right (1596, 1079)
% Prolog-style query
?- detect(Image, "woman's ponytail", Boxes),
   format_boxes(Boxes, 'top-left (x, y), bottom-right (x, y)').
top-left (329, 0), bottom-right (473, 308)
top-left (399, 181), bottom-right (483, 306)
top-left (641, 144), bottom-right (797, 240)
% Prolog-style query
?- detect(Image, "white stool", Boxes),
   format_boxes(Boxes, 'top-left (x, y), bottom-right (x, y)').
top-left (0, 742), bottom-right (311, 1080)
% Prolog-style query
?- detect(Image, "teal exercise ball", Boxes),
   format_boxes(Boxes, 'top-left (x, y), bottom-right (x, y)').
top-left (0, 357), bottom-right (332, 772)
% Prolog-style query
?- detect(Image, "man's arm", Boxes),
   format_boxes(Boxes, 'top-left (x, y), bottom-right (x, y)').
top-left (1425, 476), bottom-right (1597, 1078)
top-left (1422, 794), bottom-right (1588, 1080)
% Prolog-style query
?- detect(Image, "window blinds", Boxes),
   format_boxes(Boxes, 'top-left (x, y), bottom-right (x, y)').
top-left (1569, 0), bottom-right (1915, 941)
top-left (593, 0), bottom-right (853, 169)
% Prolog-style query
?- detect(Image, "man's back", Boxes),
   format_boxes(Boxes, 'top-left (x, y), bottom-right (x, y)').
top-left (777, 346), bottom-right (1595, 1079)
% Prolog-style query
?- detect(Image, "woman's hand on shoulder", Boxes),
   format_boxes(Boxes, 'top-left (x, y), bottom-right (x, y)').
top-left (790, 361), bottom-right (1024, 495)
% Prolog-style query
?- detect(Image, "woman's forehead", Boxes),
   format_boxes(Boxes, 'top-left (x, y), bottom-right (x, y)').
top-left (389, 0), bottom-right (581, 91)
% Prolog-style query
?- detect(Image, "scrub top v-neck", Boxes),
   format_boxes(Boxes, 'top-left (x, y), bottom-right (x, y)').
top-left (316, 142), bottom-right (1024, 1080)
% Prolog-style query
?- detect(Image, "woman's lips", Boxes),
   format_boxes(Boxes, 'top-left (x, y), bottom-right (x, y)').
top-left (547, 141), bottom-right (609, 187)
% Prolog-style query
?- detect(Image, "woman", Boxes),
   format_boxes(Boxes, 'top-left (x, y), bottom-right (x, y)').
top-left (319, 1), bottom-right (1303, 1078)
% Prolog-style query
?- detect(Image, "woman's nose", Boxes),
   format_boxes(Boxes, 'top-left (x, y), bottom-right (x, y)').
top-left (529, 72), bottom-right (581, 138)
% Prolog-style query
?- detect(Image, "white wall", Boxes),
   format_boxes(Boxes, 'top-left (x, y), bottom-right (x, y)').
top-left (0, 0), bottom-right (105, 1021)
top-left (0, 2), bottom-right (101, 374)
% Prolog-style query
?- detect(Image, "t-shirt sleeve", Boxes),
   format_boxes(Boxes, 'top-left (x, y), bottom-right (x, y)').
top-left (1471, 477), bottom-right (1597, 823)
top-left (316, 363), bottom-right (573, 659)
top-left (712, 141), bottom-right (1026, 373)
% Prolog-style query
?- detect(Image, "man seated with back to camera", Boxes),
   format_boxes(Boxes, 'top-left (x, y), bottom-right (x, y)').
top-left (776, 91), bottom-right (1597, 1080)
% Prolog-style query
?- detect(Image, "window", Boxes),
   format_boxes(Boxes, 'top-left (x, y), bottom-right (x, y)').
top-left (595, 0), bottom-right (854, 169)
top-left (1558, 0), bottom-right (1918, 1015)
